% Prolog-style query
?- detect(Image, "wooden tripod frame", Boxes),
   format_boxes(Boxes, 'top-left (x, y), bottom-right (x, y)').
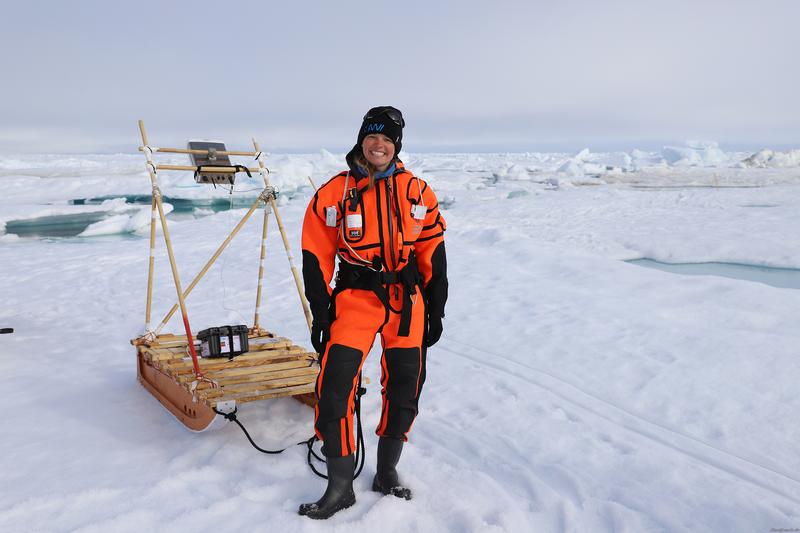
top-left (137, 120), bottom-right (312, 347)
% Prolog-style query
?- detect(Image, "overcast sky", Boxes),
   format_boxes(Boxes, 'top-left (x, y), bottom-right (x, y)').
top-left (2, 0), bottom-right (798, 153)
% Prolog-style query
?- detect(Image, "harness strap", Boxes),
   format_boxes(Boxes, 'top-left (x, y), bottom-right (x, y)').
top-left (335, 255), bottom-right (421, 337)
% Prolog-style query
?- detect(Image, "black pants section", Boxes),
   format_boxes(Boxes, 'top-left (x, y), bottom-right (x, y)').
top-left (316, 343), bottom-right (362, 457)
top-left (380, 347), bottom-right (426, 440)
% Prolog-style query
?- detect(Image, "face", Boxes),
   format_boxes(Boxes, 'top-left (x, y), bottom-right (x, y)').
top-left (361, 133), bottom-right (396, 172)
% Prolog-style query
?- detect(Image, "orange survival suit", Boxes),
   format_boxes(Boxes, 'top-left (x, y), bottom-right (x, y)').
top-left (302, 154), bottom-right (448, 458)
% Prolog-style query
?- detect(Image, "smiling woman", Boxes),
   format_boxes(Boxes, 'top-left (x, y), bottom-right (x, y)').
top-left (298, 106), bottom-right (448, 519)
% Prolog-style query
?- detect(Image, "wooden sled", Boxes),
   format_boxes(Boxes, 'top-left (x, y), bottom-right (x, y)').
top-left (133, 330), bottom-right (318, 432)
top-left (132, 121), bottom-right (318, 431)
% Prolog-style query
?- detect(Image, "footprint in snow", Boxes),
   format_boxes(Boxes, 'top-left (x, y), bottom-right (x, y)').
top-left (551, 407), bottom-right (580, 423)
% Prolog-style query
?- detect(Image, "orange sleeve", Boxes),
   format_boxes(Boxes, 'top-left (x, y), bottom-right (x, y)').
top-left (412, 181), bottom-right (448, 318)
top-left (301, 181), bottom-right (341, 322)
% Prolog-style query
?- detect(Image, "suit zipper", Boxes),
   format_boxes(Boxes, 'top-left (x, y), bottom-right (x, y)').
top-left (385, 179), bottom-right (397, 270)
top-left (385, 179), bottom-right (399, 299)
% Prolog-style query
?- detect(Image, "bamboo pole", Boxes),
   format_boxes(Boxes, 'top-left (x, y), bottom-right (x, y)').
top-left (155, 195), bottom-right (266, 334)
top-left (253, 203), bottom-right (270, 330)
top-left (144, 196), bottom-right (157, 334)
top-left (138, 120), bottom-right (205, 379)
top-left (252, 139), bottom-right (313, 332)
top-left (139, 146), bottom-right (258, 157)
top-left (156, 164), bottom-right (260, 173)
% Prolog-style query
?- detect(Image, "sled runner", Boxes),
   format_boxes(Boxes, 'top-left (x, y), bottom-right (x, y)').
top-left (131, 121), bottom-right (317, 431)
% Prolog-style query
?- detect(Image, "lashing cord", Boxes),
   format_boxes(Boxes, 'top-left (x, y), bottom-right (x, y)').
top-left (212, 374), bottom-right (367, 479)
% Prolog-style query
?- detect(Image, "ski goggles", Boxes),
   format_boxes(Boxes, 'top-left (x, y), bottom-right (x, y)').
top-left (363, 107), bottom-right (405, 128)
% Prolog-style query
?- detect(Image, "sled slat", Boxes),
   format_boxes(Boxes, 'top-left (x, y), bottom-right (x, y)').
top-left (176, 358), bottom-right (314, 384)
top-left (199, 373), bottom-right (318, 399)
top-left (211, 383), bottom-right (317, 406)
top-left (145, 347), bottom-right (190, 362)
top-left (193, 366), bottom-right (318, 390)
top-left (165, 350), bottom-right (315, 375)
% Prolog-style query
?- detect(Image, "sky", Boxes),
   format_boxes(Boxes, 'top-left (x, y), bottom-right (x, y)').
top-left (2, 0), bottom-right (799, 154)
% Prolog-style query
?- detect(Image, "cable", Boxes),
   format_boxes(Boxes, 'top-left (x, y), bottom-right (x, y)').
top-left (304, 375), bottom-right (367, 480)
top-left (213, 407), bottom-right (289, 454)
top-left (213, 375), bottom-right (368, 480)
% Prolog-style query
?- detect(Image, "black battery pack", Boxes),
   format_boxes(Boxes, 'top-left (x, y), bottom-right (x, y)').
top-left (197, 325), bottom-right (249, 358)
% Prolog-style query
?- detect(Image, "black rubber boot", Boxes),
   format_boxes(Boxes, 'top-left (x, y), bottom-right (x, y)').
top-left (372, 437), bottom-right (412, 500)
top-left (298, 454), bottom-right (356, 519)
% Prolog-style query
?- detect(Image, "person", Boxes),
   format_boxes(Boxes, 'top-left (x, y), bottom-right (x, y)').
top-left (298, 106), bottom-right (448, 519)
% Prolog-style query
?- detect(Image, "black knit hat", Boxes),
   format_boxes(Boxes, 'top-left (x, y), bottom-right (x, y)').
top-left (356, 106), bottom-right (404, 155)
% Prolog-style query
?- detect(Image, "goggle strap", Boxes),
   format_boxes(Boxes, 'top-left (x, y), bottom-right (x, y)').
top-left (363, 108), bottom-right (404, 127)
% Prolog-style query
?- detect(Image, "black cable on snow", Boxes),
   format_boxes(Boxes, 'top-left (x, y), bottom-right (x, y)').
top-left (213, 374), bottom-right (367, 479)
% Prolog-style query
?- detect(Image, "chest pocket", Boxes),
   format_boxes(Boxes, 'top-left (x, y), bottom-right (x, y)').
top-left (343, 188), bottom-right (366, 243)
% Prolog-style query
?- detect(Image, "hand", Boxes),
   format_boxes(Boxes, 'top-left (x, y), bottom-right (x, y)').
top-left (426, 315), bottom-right (443, 347)
top-left (311, 321), bottom-right (330, 354)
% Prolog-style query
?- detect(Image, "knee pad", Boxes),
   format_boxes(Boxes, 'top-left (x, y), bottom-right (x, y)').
top-left (317, 344), bottom-right (363, 423)
top-left (384, 347), bottom-right (423, 398)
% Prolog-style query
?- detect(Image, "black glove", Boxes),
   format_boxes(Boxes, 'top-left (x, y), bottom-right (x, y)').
top-left (426, 315), bottom-right (443, 347)
top-left (311, 321), bottom-right (330, 354)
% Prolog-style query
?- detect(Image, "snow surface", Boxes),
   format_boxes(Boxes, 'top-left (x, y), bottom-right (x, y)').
top-left (1, 145), bottom-right (800, 532)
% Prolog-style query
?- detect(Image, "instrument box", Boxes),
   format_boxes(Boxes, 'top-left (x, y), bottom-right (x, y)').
top-left (197, 325), bottom-right (249, 358)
